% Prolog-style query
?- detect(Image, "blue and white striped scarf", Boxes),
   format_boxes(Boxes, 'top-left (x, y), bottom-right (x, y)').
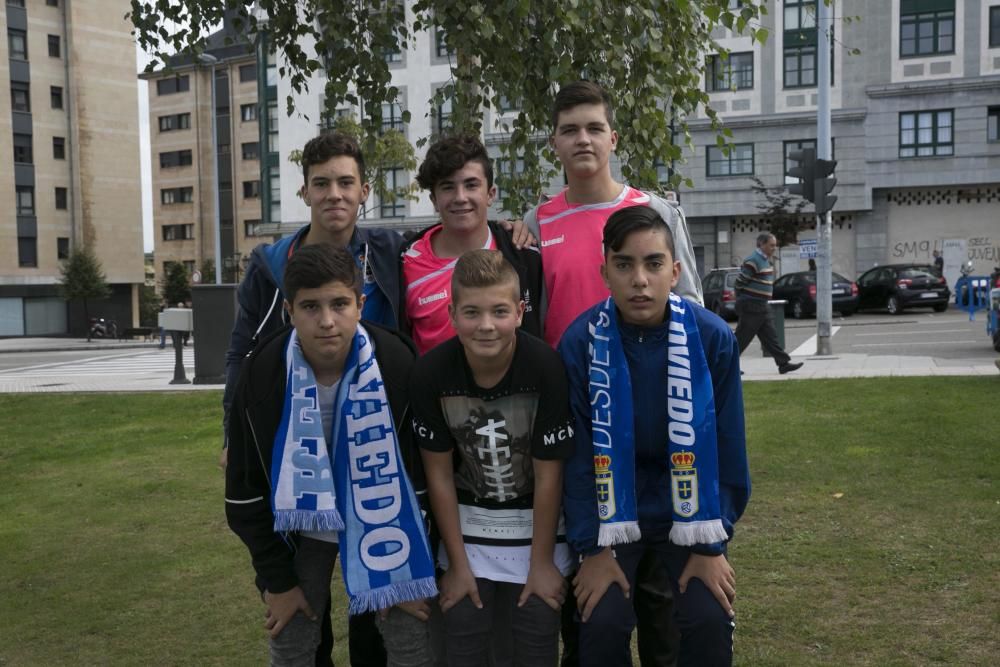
top-left (271, 325), bottom-right (437, 613)
top-left (588, 294), bottom-right (729, 547)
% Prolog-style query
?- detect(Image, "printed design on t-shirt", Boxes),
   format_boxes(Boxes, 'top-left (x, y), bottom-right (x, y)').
top-left (441, 394), bottom-right (538, 502)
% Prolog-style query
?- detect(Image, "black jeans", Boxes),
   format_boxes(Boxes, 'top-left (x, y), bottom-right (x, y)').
top-left (734, 299), bottom-right (790, 367)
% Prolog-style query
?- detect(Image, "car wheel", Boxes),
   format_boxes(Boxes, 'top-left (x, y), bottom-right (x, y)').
top-left (839, 309), bottom-right (854, 317)
top-left (792, 299), bottom-right (807, 319)
top-left (932, 303), bottom-right (947, 313)
top-left (887, 295), bottom-right (903, 315)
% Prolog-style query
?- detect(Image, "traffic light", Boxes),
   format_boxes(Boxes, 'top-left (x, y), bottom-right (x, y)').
top-left (814, 158), bottom-right (837, 215)
top-left (786, 148), bottom-right (816, 202)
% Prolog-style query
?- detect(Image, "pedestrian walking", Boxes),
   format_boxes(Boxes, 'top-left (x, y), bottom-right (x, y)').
top-left (734, 233), bottom-right (803, 375)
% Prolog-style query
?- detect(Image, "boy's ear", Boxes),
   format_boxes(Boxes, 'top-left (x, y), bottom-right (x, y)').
top-left (360, 182), bottom-right (371, 204)
top-left (299, 184), bottom-right (308, 205)
top-left (283, 298), bottom-right (293, 315)
top-left (600, 261), bottom-right (610, 290)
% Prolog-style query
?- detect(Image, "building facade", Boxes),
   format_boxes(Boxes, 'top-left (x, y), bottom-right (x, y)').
top-left (142, 16), bottom-right (269, 291)
top-left (1, 0), bottom-right (144, 336)
top-left (682, 0), bottom-right (1000, 287)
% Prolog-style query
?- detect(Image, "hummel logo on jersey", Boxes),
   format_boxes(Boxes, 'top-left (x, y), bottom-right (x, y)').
top-left (541, 235), bottom-right (565, 248)
top-left (418, 290), bottom-right (448, 306)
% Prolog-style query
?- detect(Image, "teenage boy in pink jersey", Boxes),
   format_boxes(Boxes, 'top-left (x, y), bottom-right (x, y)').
top-left (524, 80), bottom-right (702, 348)
top-left (401, 135), bottom-right (543, 354)
top-left (524, 80), bottom-right (701, 666)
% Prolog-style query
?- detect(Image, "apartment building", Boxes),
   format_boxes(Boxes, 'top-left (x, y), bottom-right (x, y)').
top-left (681, 0), bottom-right (1000, 286)
top-left (1, 0), bottom-right (144, 336)
top-left (141, 14), bottom-right (269, 289)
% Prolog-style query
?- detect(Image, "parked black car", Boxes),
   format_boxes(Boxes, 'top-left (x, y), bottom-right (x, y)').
top-left (773, 271), bottom-right (859, 318)
top-left (856, 264), bottom-right (951, 314)
top-left (701, 267), bottom-right (742, 321)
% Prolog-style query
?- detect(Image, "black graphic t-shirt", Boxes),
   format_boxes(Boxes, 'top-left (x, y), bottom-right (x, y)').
top-left (411, 330), bottom-right (575, 582)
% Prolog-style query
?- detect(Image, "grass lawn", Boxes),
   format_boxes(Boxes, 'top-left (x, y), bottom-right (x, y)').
top-left (0, 377), bottom-right (997, 665)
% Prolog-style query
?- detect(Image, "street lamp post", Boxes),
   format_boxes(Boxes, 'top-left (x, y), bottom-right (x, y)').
top-left (197, 53), bottom-right (222, 284)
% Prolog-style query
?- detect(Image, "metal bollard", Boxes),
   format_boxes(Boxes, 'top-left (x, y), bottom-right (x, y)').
top-left (169, 331), bottom-right (190, 384)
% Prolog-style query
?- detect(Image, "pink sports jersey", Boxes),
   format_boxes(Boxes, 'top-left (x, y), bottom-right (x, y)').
top-left (538, 186), bottom-right (651, 346)
top-left (403, 224), bottom-right (496, 354)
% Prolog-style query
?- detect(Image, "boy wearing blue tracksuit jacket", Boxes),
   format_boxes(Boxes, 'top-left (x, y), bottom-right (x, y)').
top-left (558, 205), bottom-right (750, 666)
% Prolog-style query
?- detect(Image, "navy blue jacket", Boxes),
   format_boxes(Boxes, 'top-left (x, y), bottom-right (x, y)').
top-left (222, 224), bottom-right (407, 437)
top-left (558, 299), bottom-right (750, 557)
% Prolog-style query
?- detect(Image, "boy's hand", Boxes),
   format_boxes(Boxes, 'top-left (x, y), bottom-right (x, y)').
top-left (218, 445), bottom-right (228, 470)
top-left (678, 553), bottom-right (736, 618)
top-left (378, 598), bottom-right (432, 622)
top-left (499, 219), bottom-right (537, 248)
top-left (438, 565), bottom-right (482, 613)
top-left (572, 548), bottom-right (629, 622)
top-left (518, 561), bottom-right (567, 611)
top-left (263, 587), bottom-right (316, 638)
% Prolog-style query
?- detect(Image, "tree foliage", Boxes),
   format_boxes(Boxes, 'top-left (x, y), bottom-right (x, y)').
top-left (130, 0), bottom-right (769, 215)
top-left (750, 176), bottom-right (810, 248)
top-left (59, 246), bottom-right (111, 341)
top-left (162, 262), bottom-right (192, 306)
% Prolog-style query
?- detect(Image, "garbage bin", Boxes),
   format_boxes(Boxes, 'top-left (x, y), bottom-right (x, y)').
top-left (765, 299), bottom-right (787, 358)
top-left (191, 284), bottom-right (238, 384)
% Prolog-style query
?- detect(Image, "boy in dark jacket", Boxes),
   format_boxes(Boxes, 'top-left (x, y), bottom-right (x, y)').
top-left (226, 244), bottom-right (436, 666)
top-left (558, 206), bottom-right (750, 667)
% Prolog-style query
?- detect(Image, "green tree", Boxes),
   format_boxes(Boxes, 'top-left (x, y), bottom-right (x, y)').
top-left (131, 0), bottom-right (768, 215)
top-left (59, 246), bottom-right (111, 342)
top-left (162, 262), bottom-right (191, 306)
top-left (750, 176), bottom-right (810, 248)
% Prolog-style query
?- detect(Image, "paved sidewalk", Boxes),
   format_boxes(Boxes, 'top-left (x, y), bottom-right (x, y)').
top-left (0, 336), bottom-right (996, 394)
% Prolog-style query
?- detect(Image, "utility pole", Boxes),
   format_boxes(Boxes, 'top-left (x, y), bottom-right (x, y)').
top-left (815, 0), bottom-right (834, 355)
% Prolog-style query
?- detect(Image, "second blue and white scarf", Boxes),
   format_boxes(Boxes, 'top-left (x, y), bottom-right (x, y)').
top-left (271, 325), bottom-right (438, 613)
top-left (588, 294), bottom-right (729, 547)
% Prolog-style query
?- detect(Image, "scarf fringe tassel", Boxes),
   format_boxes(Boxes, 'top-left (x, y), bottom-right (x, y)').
top-left (669, 519), bottom-right (728, 547)
top-left (598, 521), bottom-right (641, 547)
top-left (273, 509), bottom-right (345, 534)
top-left (347, 576), bottom-right (439, 616)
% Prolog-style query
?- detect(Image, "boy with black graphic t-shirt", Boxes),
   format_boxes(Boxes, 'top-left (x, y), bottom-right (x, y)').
top-left (412, 250), bottom-right (574, 666)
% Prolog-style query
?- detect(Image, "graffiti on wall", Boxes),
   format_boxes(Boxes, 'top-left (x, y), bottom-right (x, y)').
top-left (891, 237), bottom-right (1000, 264)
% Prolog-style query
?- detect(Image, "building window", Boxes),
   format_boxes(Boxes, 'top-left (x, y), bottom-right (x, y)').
top-left (57, 237), bottom-right (69, 260)
top-left (706, 52), bottom-right (754, 92)
top-left (267, 101), bottom-right (278, 153)
top-left (990, 6), bottom-right (1000, 48)
top-left (13, 133), bottom-right (32, 164)
top-left (18, 237), bottom-right (37, 268)
top-left (380, 168), bottom-right (406, 217)
top-left (11, 82), bottom-right (30, 112)
top-left (435, 27), bottom-right (453, 58)
top-left (162, 224), bottom-right (195, 241)
top-left (159, 150), bottom-right (193, 168)
top-left (382, 31), bottom-right (404, 64)
top-left (47, 0), bottom-right (59, 6)
top-left (899, 109), bottom-right (953, 157)
top-left (243, 180), bottom-right (260, 198)
top-left (53, 136), bottom-right (65, 160)
top-left (498, 95), bottom-right (518, 113)
top-left (50, 86), bottom-right (63, 109)
top-left (784, 42), bottom-right (817, 88)
top-left (156, 75), bottom-right (190, 96)
top-left (381, 102), bottom-right (404, 134)
top-left (48, 35), bottom-right (60, 58)
top-left (55, 186), bottom-right (67, 210)
top-left (16, 186), bottom-right (35, 215)
top-left (244, 219), bottom-right (262, 237)
top-left (435, 97), bottom-right (453, 135)
top-left (158, 113), bottom-right (190, 132)
top-left (240, 103), bottom-right (258, 122)
top-left (784, 0), bottom-right (816, 30)
top-left (161, 187), bottom-right (194, 204)
top-left (8, 29), bottom-right (27, 60)
top-left (706, 144), bottom-right (754, 177)
top-left (495, 156), bottom-right (530, 204)
top-left (8, 0), bottom-right (26, 7)
top-left (269, 171), bottom-right (281, 222)
top-left (987, 107), bottom-right (999, 143)
top-left (900, 0), bottom-right (955, 57)
top-left (239, 63), bottom-right (257, 83)
top-left (241, 142), bottom-right (259, 160)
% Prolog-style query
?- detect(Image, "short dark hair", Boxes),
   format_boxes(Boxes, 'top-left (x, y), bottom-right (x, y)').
top-left (283, 243), bottom-right (362, 304)
top-left (416, 134), bottom-right (494, 191)
top-left (756, 232), bottom-right (775, 247)
top-left (451, 249), bottom-right (521, 304)
top-left (301, 132), bottom-right (366, 184)
top-left (603, 206), bottom-right (676, 259)
top-left (551, 80), bottom-right (613, 130)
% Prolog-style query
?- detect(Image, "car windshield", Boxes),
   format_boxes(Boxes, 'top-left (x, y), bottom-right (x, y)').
top-left (801, 272), bottom-right (850, 284)
top-left (899, 266), bottom-right (937, 280)
top-left (725, 273), bottom-right (739, 287)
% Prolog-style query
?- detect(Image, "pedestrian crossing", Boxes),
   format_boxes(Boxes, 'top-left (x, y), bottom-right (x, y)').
top-left (0, 349), bottom-right (194, 379)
